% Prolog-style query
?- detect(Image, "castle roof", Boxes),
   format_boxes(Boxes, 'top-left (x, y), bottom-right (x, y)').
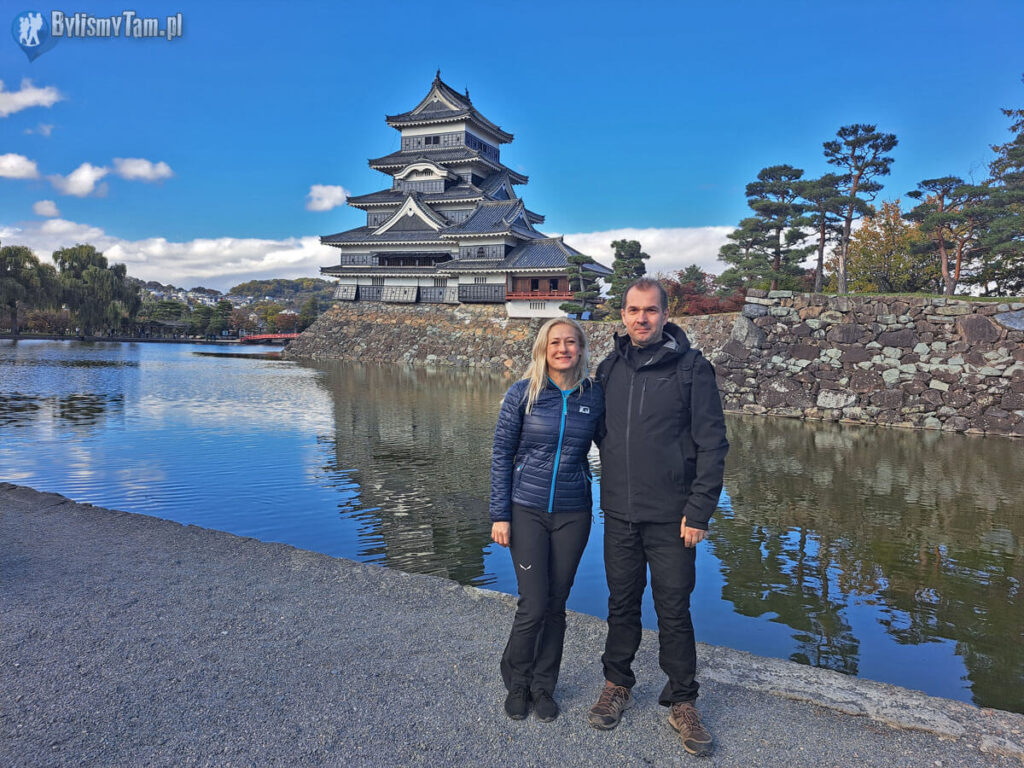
top-left (385, 72), bottom-right (513, 143)
top-left (446, 237), bottom-right (615, 274)
top-left (440, 200), bottom-right (541, 240)
top-left (367, 148), bottom-right (528, 184)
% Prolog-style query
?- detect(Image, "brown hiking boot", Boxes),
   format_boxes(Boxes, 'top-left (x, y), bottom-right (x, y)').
top-left (669, 701), bottom-right (713, 756)
top-left (587, 683), bottom-right (634, 730)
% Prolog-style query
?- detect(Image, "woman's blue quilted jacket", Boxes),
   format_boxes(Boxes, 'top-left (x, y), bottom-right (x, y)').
top-left (489, 377), bottom-right (604, 522)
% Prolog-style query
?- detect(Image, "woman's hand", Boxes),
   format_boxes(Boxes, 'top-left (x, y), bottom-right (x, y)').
top-left (491, 522), bottom-right (511, 548)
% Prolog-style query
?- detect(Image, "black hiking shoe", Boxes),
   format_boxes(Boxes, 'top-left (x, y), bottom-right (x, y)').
top-left (504, 687), bottom-right (530, 720)
top-left (533, 691), bottom-right (559, 722)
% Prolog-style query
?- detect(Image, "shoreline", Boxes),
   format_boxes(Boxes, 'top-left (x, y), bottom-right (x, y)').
top-left (2, 482), bottom-right (1022, 766)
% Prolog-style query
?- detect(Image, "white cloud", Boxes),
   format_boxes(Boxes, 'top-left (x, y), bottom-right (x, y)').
top-left (0, 79), bottom-right (63, 118)
top-left (113, 157), bottom-right (174, 182)
top-left (559, 226), bottom-right (734, 277)
top-left (48, 163), bottom-right (110, 197)
top-left (0, 217), bottom-right (338, 292)
top-left (24, 123), bottom-right (54, 137)
top-left (0, 153), bottom-right (40, 179)
top-left (306, 184), bottom-right (350, 212)
top-left (32, 200), bottom-right (60, 217)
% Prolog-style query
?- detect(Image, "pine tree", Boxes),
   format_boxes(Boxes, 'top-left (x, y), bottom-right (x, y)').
top-left (796, 173), bottom-right (846, 293)
top-left (906, 177), bottom-right (988, 296)
top-left (718, 165), bottom-right (812, 291)
top-left (559, 251), bottom-right (603, 316)
top-left (605, 239), bottom-right (650, 311)
top-left (823, 124), bottom-right (898, 294)
top-left (975, 98), bottom-right (1024, 295)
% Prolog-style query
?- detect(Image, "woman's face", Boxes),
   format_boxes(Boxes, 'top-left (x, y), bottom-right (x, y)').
top-left (546, 324), bottom-right (580, 375)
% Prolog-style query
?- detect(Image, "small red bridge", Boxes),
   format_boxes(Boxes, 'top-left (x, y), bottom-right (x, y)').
top-left (239, 333), bottom-right (300, 344)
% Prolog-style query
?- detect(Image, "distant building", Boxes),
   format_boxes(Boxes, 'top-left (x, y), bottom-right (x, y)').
top-left (319, 72), bottom-right (610, 318)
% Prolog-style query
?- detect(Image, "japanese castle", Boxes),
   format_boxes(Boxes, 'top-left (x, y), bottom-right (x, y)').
top-left (320, 72), bottom-right (611, 317)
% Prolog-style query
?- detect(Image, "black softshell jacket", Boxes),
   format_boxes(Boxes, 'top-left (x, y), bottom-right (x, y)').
top-left (595, 322), bottom-right (729, 529)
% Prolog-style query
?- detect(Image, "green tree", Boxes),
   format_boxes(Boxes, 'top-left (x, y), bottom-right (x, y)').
top-left (53, 244), bottom-right (139, 335)
top-left (190, 305), bottom-right (214, 336)
top-left (719, 165), bottom-right (812, 291)
top-left (824, 124), bottom-right (898, 294)
top-left (906, 178), bottom-right (989, 296)
top-left (796, 173), bottom-right (846, 293)
top-left (1, 243), bottom-right (56, 334)
top-left (717, 217), bottom-right (771, 291)
top-left (152, 299), bottom-right (189, 321)
top-left (560, 251), bottom-right (603, 316)
top-left (206, 299), bottom-right (233, 336)
top-left (605, 239), bottom-right (650, 311)
top-left (975, 96), bottom-right (1024, 295)
top-left (677, 263), bottom-right (710, 293)
top-left (298, 296), bottom-right (320, 330)
top-left (842, 200), bottom-right (937, 293)
top-left (254, 301), bottom-right (284, 332)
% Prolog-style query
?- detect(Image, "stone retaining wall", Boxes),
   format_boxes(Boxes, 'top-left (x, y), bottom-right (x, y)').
top-left (283, 301), bottom-right (735, 374)
top-left (711, 291), bottom-right (1024, 437)
top-left (286, 294), bottom-right (1024, 437)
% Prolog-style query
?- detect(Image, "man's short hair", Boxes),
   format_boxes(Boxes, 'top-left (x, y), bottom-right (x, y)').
top-left (624, 277), bottom-right (668, 312)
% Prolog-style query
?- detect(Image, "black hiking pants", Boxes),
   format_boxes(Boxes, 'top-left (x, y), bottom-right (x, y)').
top-left (601, 514), bottom-right (699, 705)
top-left (500, 504), bottom-right (591, 697)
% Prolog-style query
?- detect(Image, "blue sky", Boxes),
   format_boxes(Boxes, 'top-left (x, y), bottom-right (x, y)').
top-left (2, 0), bottom-right (1023, 290)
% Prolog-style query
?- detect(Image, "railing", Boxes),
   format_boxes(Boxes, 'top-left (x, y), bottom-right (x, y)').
top-left (505, 291), bottom-right (573, 300)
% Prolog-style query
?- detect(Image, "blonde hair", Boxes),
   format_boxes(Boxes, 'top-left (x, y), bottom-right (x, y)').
top-left (522, 317), bottom-right (590, 414)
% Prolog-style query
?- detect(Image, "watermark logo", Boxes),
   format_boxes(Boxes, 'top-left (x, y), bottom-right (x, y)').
top-left (11, 10), bottom-right (183, 61)
top-left (12, 10), bottom-right (57, 61)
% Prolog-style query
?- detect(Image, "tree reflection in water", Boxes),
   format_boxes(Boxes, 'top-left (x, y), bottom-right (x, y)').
top-left (716, 416), bottom-right (1024, 711)
top-left (308, 361), bottom-right (508, 586)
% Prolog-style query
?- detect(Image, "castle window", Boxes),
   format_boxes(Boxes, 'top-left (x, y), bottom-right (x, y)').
top-left (476, 247), bottom-right (485, 258)
top-left (474, 277), bottom-right (487, 284)
top-left (433, 277), bottom-right (447, 287)
top-left (371, 277), bottom-right (385, 286)
top-left (530, 301), bottom-right (546, 310)
top-left (550, 279), bottom-right (559, 291)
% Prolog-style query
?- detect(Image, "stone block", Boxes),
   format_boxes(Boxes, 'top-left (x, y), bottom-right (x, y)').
top-left (791, 343), bottom-right (820, 360)
top-left (993, 309), bottom-right (1024, 331)
top-left (816, 390), bottom-right (857, 409)
top-left (741, 303), bottom-right (769, 319)
top-left (1001, 392), bottom-right (1024, 410)
top-left (871, 390), bottom-right (903, 408)
top-left (849, 370), bottom-right (884, 393)
top-left (768, 290), bottom-right (793, 299)
top-left (957, 313), bottom-right (1001, 344)
top-left (840, 347), bottom-right (871, 364)
top-left (819, 310), bottom-right (845, 324)
top-left (882, 368), bottom-right (901, 385)
top-left (877, 329), bottom-right (918, 347)
top-left (933, 303), bottom-right (972, 315)
top-left (731, 316), bottom-right (766, 348)
top-left (826, 324), bottom-right (863, 344)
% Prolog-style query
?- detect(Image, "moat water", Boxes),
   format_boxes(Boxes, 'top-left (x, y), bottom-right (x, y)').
top-left (1, 339), bottom-right (1021, 713)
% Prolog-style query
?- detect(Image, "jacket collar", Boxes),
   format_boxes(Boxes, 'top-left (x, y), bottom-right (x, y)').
top-left (613, 322), bottom-right (691, 369)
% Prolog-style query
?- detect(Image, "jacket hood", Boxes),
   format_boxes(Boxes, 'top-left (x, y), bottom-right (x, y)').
top-left (613, 321), bottom-right (692, 364)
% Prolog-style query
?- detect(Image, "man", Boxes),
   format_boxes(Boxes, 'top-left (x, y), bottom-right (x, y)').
top-left (588, 277), bottom-right (729, 757)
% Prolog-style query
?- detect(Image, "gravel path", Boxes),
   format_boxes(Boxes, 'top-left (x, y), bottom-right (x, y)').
top-left (2, 483), bottom-right (1022, 767)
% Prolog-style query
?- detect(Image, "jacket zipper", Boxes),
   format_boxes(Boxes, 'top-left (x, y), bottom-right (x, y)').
top-left (548, 388), bottom-right (569, 513)
top-left (625, 370), bottom-right (635, 521)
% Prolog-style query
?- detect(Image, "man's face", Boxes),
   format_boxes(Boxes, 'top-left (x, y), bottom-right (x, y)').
top-left (621, 286), bottom-right (667, 347)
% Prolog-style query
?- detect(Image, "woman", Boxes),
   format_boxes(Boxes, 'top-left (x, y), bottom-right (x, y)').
top-left (489, 317), bottom-right (604, 722)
